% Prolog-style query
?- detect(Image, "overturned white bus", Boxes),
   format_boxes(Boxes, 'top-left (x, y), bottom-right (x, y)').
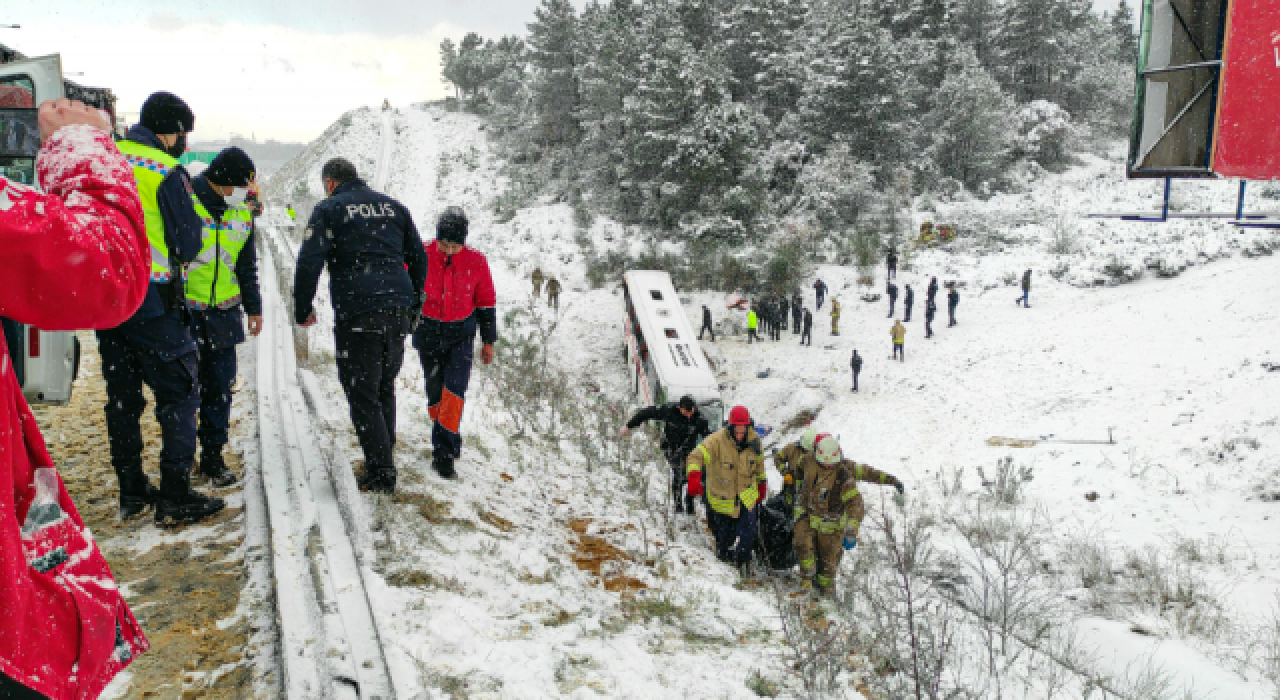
top-left (622, 270), bottom-right (724, 428)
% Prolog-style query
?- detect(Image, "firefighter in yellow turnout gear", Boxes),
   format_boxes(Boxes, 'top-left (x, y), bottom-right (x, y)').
top-left (773, 426), bottom-right (819, 509)
top-left (793, 434), bottom-right (905, 592)
top-left (687, 405), bottom-right (767, 577)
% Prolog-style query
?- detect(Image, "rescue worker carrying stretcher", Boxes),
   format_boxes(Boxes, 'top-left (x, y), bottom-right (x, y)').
top-left (792, 434), bottom-right (905, 593)
top-left (686, 405), bottom-right (767, 577)
top-left (773, 426), bottom-right (819, 509)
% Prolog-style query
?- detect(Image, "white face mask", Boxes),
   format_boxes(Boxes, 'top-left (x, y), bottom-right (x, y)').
top-left (224, 187), bottom-right (248, 206)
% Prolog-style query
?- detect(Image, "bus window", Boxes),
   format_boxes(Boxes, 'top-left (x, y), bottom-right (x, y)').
top-left (665, 328), bottom-right (678, 339)
top-left (699, 400), bottom-right (724, 429)
top-left (650, 290), bottom-right (663, 301)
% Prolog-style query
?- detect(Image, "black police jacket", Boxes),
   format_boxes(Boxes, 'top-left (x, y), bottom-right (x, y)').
top-left (626, 403), bottom-right (711, 462)
top-left (293, 180), bottom-right (428, 325)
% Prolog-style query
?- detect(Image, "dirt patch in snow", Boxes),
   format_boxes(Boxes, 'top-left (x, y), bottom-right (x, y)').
top-left (567, 518), bottom-right (647, 593)
top-left (31, 334), bottom-right (256, 699)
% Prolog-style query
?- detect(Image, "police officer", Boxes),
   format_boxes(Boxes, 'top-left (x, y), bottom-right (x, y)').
top-left (294, 158), bottom-right (427, 493)
top-left (100, 91), bottom-right (225, 525)
top-left (186, 147), bottom-right (262, 487)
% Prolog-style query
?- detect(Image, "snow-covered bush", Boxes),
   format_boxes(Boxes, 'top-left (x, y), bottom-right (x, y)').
top-left (1014, 101), bottom-right (1072, 168)
top-left (796, 142), bottom-right (877, 231)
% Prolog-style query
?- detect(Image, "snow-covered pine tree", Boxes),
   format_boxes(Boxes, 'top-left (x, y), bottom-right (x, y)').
top-left (926, 45), bottom-right (1013, 187)
top-left (528, 0), bottom-right (581, 147)
top-left (996, 0), bottom-right (1094, 104)
top-left (1109, 0), bottom-right (1138, 64)
top-left (575, 0), bottom-right (642, 183)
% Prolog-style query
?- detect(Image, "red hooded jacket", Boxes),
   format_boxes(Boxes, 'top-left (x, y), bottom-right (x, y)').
top-left (420, 240), bottom-right (497, 343)
top-left (0, 126), bottom-right (151, 699)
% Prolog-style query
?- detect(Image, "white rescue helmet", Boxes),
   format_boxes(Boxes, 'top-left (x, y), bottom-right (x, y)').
top-left (800, 426), bottom-right (819, 452)
top-left (814, 434), bottom-right (842, 467)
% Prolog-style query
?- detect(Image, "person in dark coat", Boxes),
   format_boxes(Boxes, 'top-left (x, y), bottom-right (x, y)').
top-left (925, 298), bottom-right (937, 338)
top-left (887, 282), bottom-right (899, 318)
top-left (622, 395), bottom-right (711, 514)
top-left (294, 158), bottom-right (428, 492)
top-left (850, 348), bottom-right (863, 392)
top-left (947, 285), bottom-right (959, 327)
top-left (886, 250), bottom-right (898, 280)
top-left (100, 92), bottom-right (225, 526)
top-left (185, 147), bottom-right (262, 488)
top-left (800, 308), bottom-right (813, 346)
top-left (903, 284), bottom-right (914, 322)
top-left (927, 276), bottom-right (939, 306)
top-left (791, 293), bottom-right (802, 334)
top-left (1017, 269), bottom-right (1032, 308)
top-left (699, 304), bottom-right (715, 342)
top-left (771, 297), bottom-right (783, 341)
top-left (814, 279), bottom-right (827, 309)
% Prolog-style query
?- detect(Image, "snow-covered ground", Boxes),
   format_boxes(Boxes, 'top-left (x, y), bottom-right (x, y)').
top-left (259, 104), bottom-right (1280, 698)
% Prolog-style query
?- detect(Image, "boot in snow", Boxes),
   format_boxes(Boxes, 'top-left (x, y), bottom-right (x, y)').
top-left (199, 452), bottom-right (238, 488)
top-left (155, 467), bottom-right (225, 527)
top-left (115, 464), bottom-right (158, 520)
top-left (432, 455), bottom-right (457, 480)
top-left (358, 466), bottom-right (397, 493)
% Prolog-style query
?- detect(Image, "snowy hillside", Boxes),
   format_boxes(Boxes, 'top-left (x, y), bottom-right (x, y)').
top-left (257, 104), bottom-right (1280, 699)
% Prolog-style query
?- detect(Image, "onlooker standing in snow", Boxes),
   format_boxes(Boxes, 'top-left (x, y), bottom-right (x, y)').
top-left (546, 275), bottom-right (562, 310)
top-left (0, 98), bottom-right (151, 700)
top-left (927, 276), bottom-right (939, 306)
top-left (947, 284), bottom-right (960, 327)
top-left (791, 293), bottom-right (803, 334)
top-left (771, 297), bottom-right (783, 341)
top-left (830, 299), bottom-right (842, 336)
top-left (1017, 269), bottom-right (1032, 308)
top-left (295, 158), bottom-right (428, 491)
top-left (814, 279), bottom-right (827, 309)
top-left (850, 348), bottom-right (863, 392)
top-left (925, 298), bottom-right (937, 338)
top-left (801, 308), bottom-right (813, 346)
top-left (887, 281), bottom-right (899, 318)
top-left (903, 284), bottom-right (914, 322)
top-left (886, 249), bottom-right (898, 280)
top-left (747, 305), bottom-right (759, 344)
top-left (699, 304), bottom-right (715, 342)
top-left (891, 319), bottom-right (906, 361)
top-left (531, 266), bottom-right (544, 298)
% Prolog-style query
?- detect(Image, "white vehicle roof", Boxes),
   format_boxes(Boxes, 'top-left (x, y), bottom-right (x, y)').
top-left (623, 270), bottom-right (720, 402)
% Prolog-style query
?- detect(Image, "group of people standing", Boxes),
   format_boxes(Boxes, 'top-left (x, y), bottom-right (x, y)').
top-left (622, 399), bottom-right (905, 592)
top-left (530, 266), bottom-right (563, 309)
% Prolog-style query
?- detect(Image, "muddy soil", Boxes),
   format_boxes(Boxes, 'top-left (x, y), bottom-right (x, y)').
top-left (30, 334), bottom-right (265, 699)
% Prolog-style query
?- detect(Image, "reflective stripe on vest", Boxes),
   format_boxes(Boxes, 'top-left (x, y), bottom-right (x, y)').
top-left (186, 197), bottom-right (252, 309)
top-left (118, 141), bottom-right (178, 282)
top-left (809, 513), bottom-right (848, 534)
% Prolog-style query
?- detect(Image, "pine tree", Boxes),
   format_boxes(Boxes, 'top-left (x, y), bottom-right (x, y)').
top-left (576, 0), bottom-right (642, 180)
top-left (528, 0), bottom-right (581, 146)
top-left (1110, 0), bottom-right (1138, 63)
top-left (926, 45), bottom-right (1013, 187)
top-left (997, 0), bottom-right (1094, 104)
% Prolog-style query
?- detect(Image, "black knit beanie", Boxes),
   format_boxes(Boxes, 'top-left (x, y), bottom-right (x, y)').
top-left (140, 92), bottom-right (194, 134)
top-left (205, 147), bottom-right (256, 187)
top-left (436, 206), bottom-right (469, 244)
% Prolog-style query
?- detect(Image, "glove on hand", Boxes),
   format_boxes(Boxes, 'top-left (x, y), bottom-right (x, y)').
top-left (843, 535), bottom-right (857, 550)
top-left (757, 482), bottom-right (767, 504)
top-left (687, 471), bottom-right (703, 498)
top-left (891, 478), bottom-right (905, 496)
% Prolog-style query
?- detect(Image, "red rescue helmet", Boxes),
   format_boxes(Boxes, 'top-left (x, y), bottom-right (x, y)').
top-left (727, 405), bottom-right (751, 426)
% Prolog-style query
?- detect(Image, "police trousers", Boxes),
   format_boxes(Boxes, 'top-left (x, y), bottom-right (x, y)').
top-left (97, 314), bottom-right (199, 476)
top-left (334, 309), bottom-right (408, 470)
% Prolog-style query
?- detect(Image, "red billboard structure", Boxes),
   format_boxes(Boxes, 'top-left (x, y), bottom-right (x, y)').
top-left (1124, 0), bottom-right (1280, 223)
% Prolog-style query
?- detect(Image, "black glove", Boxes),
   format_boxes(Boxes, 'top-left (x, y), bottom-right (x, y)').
top-left (892, 478), bottom-right (905, 496)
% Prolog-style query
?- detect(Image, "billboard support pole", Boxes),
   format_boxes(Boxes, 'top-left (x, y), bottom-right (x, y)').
top-left (1236, 181), bottom-right (1247, 220)
top-left (1161, 177), bottom-right (1171, 221)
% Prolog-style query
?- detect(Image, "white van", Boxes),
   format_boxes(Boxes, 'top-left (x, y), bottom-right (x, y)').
top-left (622, 270), bottom-right (724, 428)
top-left (1, 54), bottom-right (83, 405)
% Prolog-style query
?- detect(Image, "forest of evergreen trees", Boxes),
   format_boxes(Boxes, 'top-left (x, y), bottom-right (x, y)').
top-left (441, 0), bottom-right (1138, 244)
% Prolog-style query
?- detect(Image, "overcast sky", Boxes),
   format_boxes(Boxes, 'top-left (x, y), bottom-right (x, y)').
top-left (2, 0), bottom-right (1133, 143)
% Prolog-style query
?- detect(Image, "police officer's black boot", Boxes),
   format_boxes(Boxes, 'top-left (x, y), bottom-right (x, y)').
top-left (431, 455), bottom-right (456, 480)
top-left (199, 451), bottom-right (238, 488)
top-left (155, 466), bottom-right (226, 527)
top-left (114, 463), bottom-right (158, 520)
top-left (358, 466), bottom-right (397, 493)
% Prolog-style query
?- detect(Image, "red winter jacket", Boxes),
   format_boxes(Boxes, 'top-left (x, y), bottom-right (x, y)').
top-left (0, 126), bottom-right (151, 699)
top-left (420, 241), bottom-right (498, 344)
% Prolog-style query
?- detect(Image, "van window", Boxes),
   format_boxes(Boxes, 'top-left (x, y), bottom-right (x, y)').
top-left (650, 290), bottom-right (663, 301)
top-left (664, 328), bottom-right (678, 339)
